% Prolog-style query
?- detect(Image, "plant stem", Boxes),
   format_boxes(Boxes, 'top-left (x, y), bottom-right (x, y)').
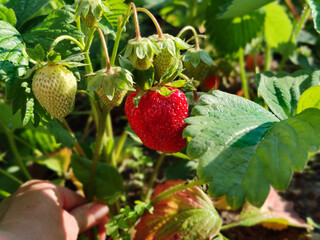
top-left (238, 47), bottom-right (250, 99)
top-left (49, 35), bottom-right (85, 52)
top-left (106, 110), bottom-right (116, 168)
top-left (87, 108), bottom-right (108, 201)
top-left (151, 179), bottom-right (208, 205)
top-left (0, 122), bottom-right (32, 180)
top-left (130, 3), bottom-right (141, 39)
top-left (136, 7), bottom-right (164, 38)
top-left (97, 28), bottom-right (111, 71)
top-left (0, 167), bottom-right (23, 185)
top-left (264, 43), bottom-right (272, 72)
top-left (177, 26), bottom-right (200, 50)
top-left (84, 27), bottom-right (96, 74)
top-left (115, 131), bottom-right (127, 162)
top-left (285, 0), bottom-right (300, 20)
top-left (220, 222), bottom-right (242, 231)
top-left (62, 118), bottom-right (87, 158)
top-left (80, 114), bottom-right (93, 142)
top-left (144, 153), bottom-right (166, 202)
top-left (110, 6), bottom-right (133, 66)
top-left (279, 4), bottom-right (310, 71)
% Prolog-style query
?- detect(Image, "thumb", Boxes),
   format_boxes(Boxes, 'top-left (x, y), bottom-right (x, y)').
top-left (70, 202), bottom-right (109, 233)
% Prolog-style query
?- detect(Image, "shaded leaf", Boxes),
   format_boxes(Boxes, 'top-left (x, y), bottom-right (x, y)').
top-left (5, 0), bottom-right (50, 29)
top-left (22, 9), bottom-right (84, 57)
top-left (71, 155), bottom-right (124, 203)
top-left (214, 0), bottom-right (274, 19)
top-left (134, 180), bottom-right (222, 240)
top-left (184, 91), bottom-right (320, 209)
top-left (41, 120), bottom-right (76, 148)
top-left (206, 10), bottom-right (265, 55)
top-left (256, 70), bottom-right (320, 120)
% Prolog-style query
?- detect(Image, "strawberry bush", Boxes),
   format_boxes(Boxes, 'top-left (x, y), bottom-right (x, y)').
top-left (0, 0), bottom-right (320, 239)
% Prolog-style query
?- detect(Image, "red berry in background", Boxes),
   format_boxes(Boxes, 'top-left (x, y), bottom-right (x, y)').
top-left (202, 75), bottom-right (219, 91)
top-left (125, 87), bottom-right (188, 153)
top-left (245, 54), bottom-right (263, 72)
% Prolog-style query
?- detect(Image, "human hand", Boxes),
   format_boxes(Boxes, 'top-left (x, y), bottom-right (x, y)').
top-left (0, 180), bottom-right (109, 240)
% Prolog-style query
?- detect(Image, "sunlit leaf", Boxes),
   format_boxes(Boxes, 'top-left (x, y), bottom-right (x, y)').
top-left (297, 85), bottom-right (320, 114)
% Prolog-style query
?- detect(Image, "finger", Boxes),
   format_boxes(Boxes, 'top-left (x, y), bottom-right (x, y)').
top-left (70, 203), bottom-right (109, 233)
top-left (98, 215), bottom-right (108, 240)
top-left (56, 185), bottom-right (87, 210)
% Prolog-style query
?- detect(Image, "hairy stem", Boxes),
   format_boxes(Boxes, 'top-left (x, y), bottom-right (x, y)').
top-left (84, 27), bottom-right (96, 74)
top-left (130, 3), bottom-right (141, 39)
top-left (136, 7), bottom-right (163, 38)
top-left (49, 35), bottom-right (85, 52)
top-left (115, 131), bottom-right (127, 162)
top-left (97, 28), bottom-right (111, 70)
top-left (144, 153), bottom-right (166, 202)
top-left (238, 47), bottom-right (250, 99)
top-left (151, 179), bottom-right (208, 205)
top-left (177, 26), bottom-right (200, 50)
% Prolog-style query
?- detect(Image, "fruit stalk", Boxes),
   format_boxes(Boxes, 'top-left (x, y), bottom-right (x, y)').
top-left (83, 27), bottom-right (96, 73)
top-left (87, 107), bottom-right (108, 201)
top-left (130, 3), bottom-right (141, 39)
top-left (239, 47), bottom-right (250, 99)
top-left (49, 35), bottom-right (85, 52)
top-left (97, 28), bottom-right (111, 70)
top-left (177, 26), bottom-right (200, 50)
top-left (0, 121), bottom-right (32, 180)
top-left (0, 167), bottom-right (23, 185)
top-left (110, 6), bottom-right (133, 66)
top-left (151, 179), bottom-right (208, 204)
top-left (136, 7), bottom-right (164, 38)
top-left (144, 153), bottom-right (166, 202)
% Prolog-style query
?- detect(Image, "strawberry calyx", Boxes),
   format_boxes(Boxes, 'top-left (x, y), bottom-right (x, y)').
top-left (74, 0), bottom-right (110, 27)
top-left (182, 48), bottom-right (214, 69)
top-left (87, 66), bottom-right (134, 106)
top-left (124, 38), bottom-right (160, 70)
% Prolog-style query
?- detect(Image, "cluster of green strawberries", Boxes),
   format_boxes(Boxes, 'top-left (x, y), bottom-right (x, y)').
top-left (31, 1), bottom-right (214, 154)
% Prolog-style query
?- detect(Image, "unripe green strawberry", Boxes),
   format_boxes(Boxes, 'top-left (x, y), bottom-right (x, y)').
top-left (32, 64), bottom-right (77, 118)
top-left (129, 54), bottom-right (154, 71)
top-left (153, 48), bottom-right (176, 82)
top-left (96, 88), bottom-right (128, 107)
top-left (183, 61), bottom-right (210, 82)
top-left (81, 11), bottom-right (101, 28)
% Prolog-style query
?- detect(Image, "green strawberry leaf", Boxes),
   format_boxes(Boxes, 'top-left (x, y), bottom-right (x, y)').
top-left (297, 85), bottom-right (320, 114)
top-left (134, 180), bottom-right (222, 240)
top-left (264, 3), bottom-right (294, 54)
top-left (42, 120), bottom-right (76, 148)
top-left (0, 6), bottom-right (16, 26)
top-left (132, 67), bottom-right (154, 90)
top-left (103, 0), bottom-right (127, 30)
top-left (214, 0), bottom-right (274, 19)
top-left (71, 155), bottom-right (124, 203)
top-left (22, 9), bottom-right (84, 58)
top-left (308, 0), bottom-right (320, 33)
top-left (5, 0), bottom-right (50, 29)
top-left (0, 102), bottom-right (22, 131)
top-left (0, 21), bottom-right (28, 99)
top-left (205, 10), bottom-right (265, 55)
top-left (256, 70), bottom-right (320, 120)
top-left (26, 44), bottom-right (45, 63)
top-left (184, 91), bottom-right (320, 209)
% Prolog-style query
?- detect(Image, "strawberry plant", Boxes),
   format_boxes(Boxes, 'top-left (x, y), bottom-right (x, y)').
top-left (0, 0), bottom-right (320, 239)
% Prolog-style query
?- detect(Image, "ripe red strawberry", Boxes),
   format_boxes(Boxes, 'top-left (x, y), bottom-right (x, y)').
top-left (32, 64), bottom-right (77, 118)
top-left (125, 87), bottom-right (188, 153)
top-left (245, 54), bottom-right (263, 72)
top-left (202, 75), bottom-right (219, 91)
